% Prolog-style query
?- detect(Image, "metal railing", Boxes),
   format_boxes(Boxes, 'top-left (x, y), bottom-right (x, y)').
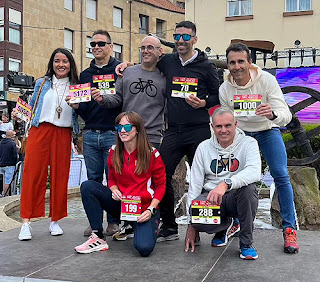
top-left (1, 157), bottom-right (86, 197)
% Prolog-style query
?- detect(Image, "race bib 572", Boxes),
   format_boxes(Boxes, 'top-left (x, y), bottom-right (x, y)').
top-left (69, 83), bottom-right (91, 103)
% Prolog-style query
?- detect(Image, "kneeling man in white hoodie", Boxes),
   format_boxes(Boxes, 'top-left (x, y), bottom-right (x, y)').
top-left (184, 107), bottom-right (261, 260)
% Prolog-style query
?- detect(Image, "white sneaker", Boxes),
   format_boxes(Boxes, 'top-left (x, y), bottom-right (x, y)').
top-left (49, 221), bottom-right (64, 236)
top-left (19, 222), bottom-right (32, 241)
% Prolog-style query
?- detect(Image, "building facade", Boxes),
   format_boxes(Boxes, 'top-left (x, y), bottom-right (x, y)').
top-left (185, 0), bottom-right (320, 68)
top-left (0, 0), bottom-right (184, 96)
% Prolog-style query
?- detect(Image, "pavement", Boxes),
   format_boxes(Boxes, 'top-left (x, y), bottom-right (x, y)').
top-left (1, 216), bottom-right (319, 282)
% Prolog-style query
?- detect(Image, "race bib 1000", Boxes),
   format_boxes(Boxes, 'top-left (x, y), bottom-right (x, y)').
top-left (234, 94), bottom-right (262, 117)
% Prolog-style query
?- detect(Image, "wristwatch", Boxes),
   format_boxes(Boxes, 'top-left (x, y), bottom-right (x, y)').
top-left (224, 178), bottom-right (232, 190)
top-left (270, 111), bottom-right (278, 120)
top-left (147, 206), bottom-right (156, 215)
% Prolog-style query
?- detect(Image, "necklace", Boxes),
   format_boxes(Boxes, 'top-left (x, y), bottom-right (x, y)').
top-left (54, 81), bottom-right (68, 119)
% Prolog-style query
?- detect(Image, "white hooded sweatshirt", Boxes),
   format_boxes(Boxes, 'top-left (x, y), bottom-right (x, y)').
top-left (187, 128), bottom-right (261, 217)
top-left (219, 64), bottom-right (292, 132)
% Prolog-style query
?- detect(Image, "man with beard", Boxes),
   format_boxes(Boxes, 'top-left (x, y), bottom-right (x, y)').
top-left (154, 21), bottom-right (220, 242)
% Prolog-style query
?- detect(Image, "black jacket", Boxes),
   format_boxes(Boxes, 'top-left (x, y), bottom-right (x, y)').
top-left (75, 57), bottom-right (122, 131)
top-left (0, 138), bottom-right (18, 167)
top-left (157, 49), bottom-right (220, 127)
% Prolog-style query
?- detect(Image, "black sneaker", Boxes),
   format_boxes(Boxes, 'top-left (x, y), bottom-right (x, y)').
top-left (112, 223), bottom-right (134, 241)
top-left (195, 232), bottom-right (201, 246)
top-left (156, 228), bottom-right (179, 242)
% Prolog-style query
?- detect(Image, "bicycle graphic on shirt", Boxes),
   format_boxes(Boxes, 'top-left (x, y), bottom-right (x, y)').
top-left (129, 78), bottom-right (158, 97)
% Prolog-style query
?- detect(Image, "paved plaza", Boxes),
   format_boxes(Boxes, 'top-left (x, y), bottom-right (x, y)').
top-left (0, 216), bottom-right (319, 282)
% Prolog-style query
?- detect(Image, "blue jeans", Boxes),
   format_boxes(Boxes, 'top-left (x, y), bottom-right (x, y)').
top-left (81, 180), bottom-right (160, 257)
top-left (82, 130), bottom-right (119, 224)
top-left (82, 130), bottom-right (116, 183)
top-left (245, 128), bottom-right (295, 230)
top-left (0, 166), bottom-right (15, 184)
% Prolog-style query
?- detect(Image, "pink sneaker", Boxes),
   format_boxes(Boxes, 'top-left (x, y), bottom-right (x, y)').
top-left (75, 233), bottom-right (109, 254)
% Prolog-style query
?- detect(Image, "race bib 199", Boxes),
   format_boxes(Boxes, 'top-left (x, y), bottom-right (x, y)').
top-left (171, 77), bottom-right (198, 98)
top-left (93, 74), bottom-right (116, 95)
top-left (233, 94), bottom-right (262, 117)
top-left (69, 83), bottom-right (91, 103)
top-left (120, 195), bottom-right (142, 221)
top-left (191, 200), bottom-right (221, 224)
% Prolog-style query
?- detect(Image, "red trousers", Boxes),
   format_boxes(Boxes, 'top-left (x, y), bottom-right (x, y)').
top-left (20, 123), bottom-right (71, 221)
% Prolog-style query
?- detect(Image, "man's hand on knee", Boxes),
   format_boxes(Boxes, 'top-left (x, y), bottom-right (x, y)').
top-left (185, 224), bottom-right (197, 253)
top-left (207, 183), bottom-right (228, 205)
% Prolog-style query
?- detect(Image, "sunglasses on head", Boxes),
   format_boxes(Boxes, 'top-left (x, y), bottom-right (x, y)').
top-left (115, 124), bottom-right (134, 132)
top-left (89, 41), bottom-right (111, 48)
top-left (173, 34), bottom-right (194, 42)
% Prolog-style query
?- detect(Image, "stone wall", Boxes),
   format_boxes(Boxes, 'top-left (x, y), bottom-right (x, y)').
top-left (23, 0), bottom-right (184, 79)
top-left (271, 166), bottom-right (320, 230)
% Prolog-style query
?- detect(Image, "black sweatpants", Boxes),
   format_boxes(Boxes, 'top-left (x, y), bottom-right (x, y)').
top-left (191, 184), bottom-right (259, 246)
top-left (159, 125), bottom-right (211, 230)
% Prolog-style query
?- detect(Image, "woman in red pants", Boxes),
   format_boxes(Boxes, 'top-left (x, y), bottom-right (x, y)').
top-left (18, 48), bottom-right (79, 240)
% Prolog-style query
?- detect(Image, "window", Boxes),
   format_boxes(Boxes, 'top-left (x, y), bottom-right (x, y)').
top-left (286, 0), bottom-right (311, 12)
top-left (0, 58), bottom-right (4, 71)
top-left (86, 36), bottom-right (94, 59)
top-left (113, 43), bottom-right (122, 61)
top-left (9, 58), bottom-right (21, 72)
top-left (139, 14), bottom-right (149, 34)
top-left (176, 1), bottom-right (185, 9)
top-left (227, 0), bottom-right (252, 16)
top-left (64, 29), bottom-right (74, 52)
top-left (156, 19), bottom-right (166, 38)
top-left (113, 7), bottom-right (122, 28)
top-left (65, 0), bottom-right (73, 11)
top-left (0, 77), bottom-right (3, 91)
top-left (9, 9), bottom-right (22, 44)
top-left (0, 8), bottom-right (4, 41)
top-left (87, 0), bottom-right (97, 20)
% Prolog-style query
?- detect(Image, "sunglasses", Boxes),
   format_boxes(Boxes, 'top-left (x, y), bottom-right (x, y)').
top-left (139, 45), bottom-right (160, 52)
top-left (115, 124), bottom-right (135, 132)
top-left (173, 34), bottom-right (195, 41)
top-left (89, 41), bottom-right (111, 48)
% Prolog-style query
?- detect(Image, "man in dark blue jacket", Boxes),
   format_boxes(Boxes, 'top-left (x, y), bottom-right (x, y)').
top-left (0, 130), bottom-right (18, 196)
top-left (66, 30), bottom-right (121, 236)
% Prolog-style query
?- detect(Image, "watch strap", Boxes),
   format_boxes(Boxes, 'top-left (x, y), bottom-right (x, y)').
top-left (147, 207), bottom-right (155, 215)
